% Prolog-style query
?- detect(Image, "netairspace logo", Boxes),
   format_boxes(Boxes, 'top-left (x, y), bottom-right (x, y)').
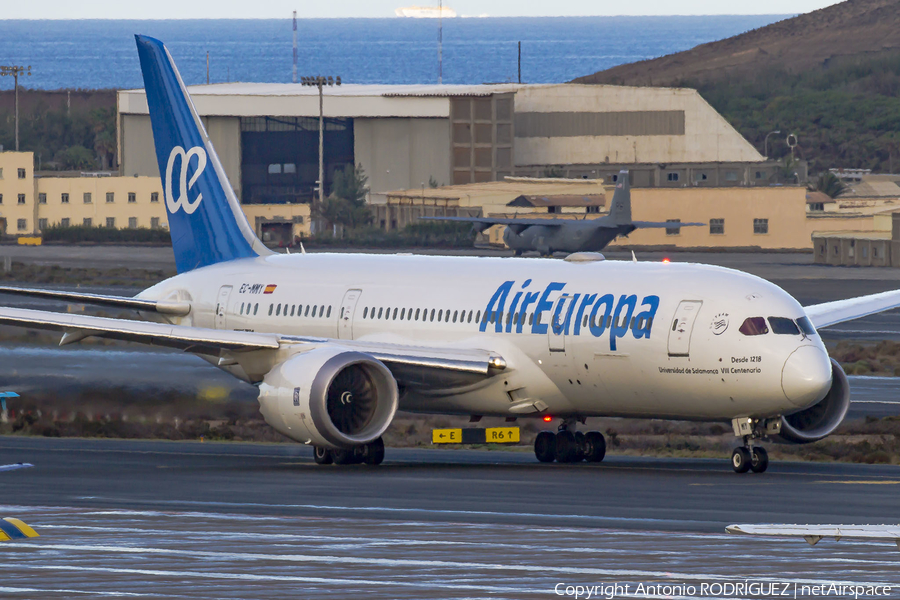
top-left (553, 581), bottom-right (894, 599)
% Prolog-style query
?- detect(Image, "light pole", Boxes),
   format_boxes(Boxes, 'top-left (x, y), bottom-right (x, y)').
top-left (300, 75), bottom-right (341, 207)
top-left (763, 129), bottom-right (781, 160)
top-left (1, 65), bottom-right (32, 152)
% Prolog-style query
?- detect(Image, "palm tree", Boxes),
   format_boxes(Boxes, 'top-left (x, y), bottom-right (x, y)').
top-left (810, 172), bottom-right (846, 199)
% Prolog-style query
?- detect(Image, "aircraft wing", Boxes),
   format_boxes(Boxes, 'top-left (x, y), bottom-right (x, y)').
top-left (804, 289), bottom-right (900, 329)
top-left (0, 463), bottom-right (33, 473)
top-left (630, 221), bottom-right (706, 228)
top-left (0, 306), bottom-right (505, 378)
top-left (727, 524), bottom-right (900, 550)
top-left (418, 216), bottom-right (565, 228)
top-left (0, 285), bottom-right (191, 316)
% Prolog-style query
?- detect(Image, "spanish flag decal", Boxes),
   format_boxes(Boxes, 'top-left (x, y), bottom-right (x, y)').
top-left (263, 284), bottom-right (277, 294)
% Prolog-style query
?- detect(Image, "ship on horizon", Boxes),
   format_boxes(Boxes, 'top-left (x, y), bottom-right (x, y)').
top-left (395, 5), bottom-right (457, 18)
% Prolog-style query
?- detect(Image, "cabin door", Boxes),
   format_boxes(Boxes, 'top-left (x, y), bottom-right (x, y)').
top-left (338, 289), bottom-right (362, 340)
top-left (548, 294), bottom-right (576, 352)
top-left (215, 285), bottom-right (233, 329)
top-left (667, 300), bottom-right (703, 357)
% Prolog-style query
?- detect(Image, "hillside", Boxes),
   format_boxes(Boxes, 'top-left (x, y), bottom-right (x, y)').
top-left (574, 0), bottom-right (900, 87)
top-left (573, 0), bottom-right (900, 173)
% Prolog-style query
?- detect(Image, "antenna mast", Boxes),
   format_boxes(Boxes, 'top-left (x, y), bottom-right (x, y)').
top-left (438, 0), bottom-right (443, 84)
top-left (292, 11), bottom-right (298, 84)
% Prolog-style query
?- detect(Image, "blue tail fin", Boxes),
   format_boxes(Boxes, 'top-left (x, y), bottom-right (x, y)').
top-left (135, 35), bottom-right (271, 273)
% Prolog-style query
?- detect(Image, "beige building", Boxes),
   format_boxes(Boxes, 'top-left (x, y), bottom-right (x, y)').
top-left (384, 177), bottom-right (890, 251)
top-left (0, 151), bottom-right (310, 243)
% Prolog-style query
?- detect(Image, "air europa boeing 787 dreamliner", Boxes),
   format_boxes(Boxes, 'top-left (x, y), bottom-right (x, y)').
top-left (1, 36), bottom-right (899, 473)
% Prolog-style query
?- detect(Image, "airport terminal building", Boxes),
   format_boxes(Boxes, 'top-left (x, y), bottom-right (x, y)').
top-left (116, 82), bottom-right (773, 205)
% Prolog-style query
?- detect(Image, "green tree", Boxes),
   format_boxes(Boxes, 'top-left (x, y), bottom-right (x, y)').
top-left (90, 108), bottom-right (117, 170)
top-left (55, 145), bottom-right (97, 170)
top-left (315, 164), bottom-right (373, 235)
top-left (809, 171), bottom-right (847, 199)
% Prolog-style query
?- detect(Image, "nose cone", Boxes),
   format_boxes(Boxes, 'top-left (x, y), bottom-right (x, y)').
top-left (782, 346), bottom-right (832, 408)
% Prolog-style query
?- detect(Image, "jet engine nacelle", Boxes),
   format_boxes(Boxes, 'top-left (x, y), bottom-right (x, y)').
top-left (257, 347), bottom-right (399, 449)
top-left (778, 358), bottom-right (850, 444)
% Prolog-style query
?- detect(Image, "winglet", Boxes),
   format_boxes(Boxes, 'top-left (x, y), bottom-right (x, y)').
top-left (135, 35), bottom-right (273, 273)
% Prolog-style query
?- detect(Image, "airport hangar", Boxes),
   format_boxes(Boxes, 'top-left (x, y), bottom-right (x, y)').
top-left (114, 81), bottom-right (783, 242)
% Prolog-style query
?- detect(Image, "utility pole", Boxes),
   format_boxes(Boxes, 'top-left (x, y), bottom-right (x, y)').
top-left (438, 0), bottom-right (443, 84)
top-left (206, 51), bottom-right (210, 84)
top-left (292, 11), bottom-right (298, 84)
top-left (300, 75), bottom-right (341, 209)
top-left (1, 65), bottom-right (32, 152)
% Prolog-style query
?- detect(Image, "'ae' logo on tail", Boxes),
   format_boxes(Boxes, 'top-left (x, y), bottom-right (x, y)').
top-left (165, 145), bottom-right (207, 214)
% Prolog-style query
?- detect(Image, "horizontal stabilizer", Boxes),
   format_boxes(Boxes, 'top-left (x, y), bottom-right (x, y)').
top-left (728, 523), bottom-right (900, 550)
top-left (631, 221), bottom-right (706, 229)
top-left (0, 463), bottom-right (33, 473)
top-left (0, 286), bottom-right (191, 316)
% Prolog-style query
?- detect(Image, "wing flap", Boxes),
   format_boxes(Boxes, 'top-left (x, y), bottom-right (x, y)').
top-left (805, 289), bottom-right (900, 329)
top-left (0, 306), bottom-right (277, 353)
top-left (0, 285), bottom-right (191, 316)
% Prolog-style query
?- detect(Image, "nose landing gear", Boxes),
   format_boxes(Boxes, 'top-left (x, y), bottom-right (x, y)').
top-left (533, 421), bottom-right (607, 464)
top-left (731, 417), bottom-right (777, 474)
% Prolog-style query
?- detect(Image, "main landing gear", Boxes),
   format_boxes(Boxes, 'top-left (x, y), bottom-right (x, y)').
top-left (312, 437), bottom-right (385, 466)
top-left (730, 417), bottom-right (779, 474)
top-left (534, 422), bottom-right (606, 464)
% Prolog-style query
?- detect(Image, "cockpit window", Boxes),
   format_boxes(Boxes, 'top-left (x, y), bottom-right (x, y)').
top-left (739, 317), bottom-right (768, 336)
top-left (768, 317), bottom-right (800, 335)
top-left (797, 316), bottom-right (817, 336)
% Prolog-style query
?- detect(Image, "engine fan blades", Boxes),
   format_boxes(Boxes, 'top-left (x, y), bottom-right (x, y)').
top-left (326, 365), bottom-right (378, 435)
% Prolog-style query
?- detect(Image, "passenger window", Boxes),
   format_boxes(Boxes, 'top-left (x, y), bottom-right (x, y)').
top-left (298, 304), bottom-right (303, 316)
top-left (312, 306), bottom-right (317, 317)
top-left (476, 310), bottom-right (481, 323)
top-left (321, 305), bottom-right (325, 317)
top-left (415, 308), bottom-right (421, 320)
top-left (468, 311), bottom-right (473, 324)
top-left (377, 307), bottom-right (383, 319)
top-left (430, 309), bottom-right (435, 322)
top-left (363, 307), bottom-right (368, 318)
top-left (797, 316), bottom-right (817, 336)
top-left (529, 313), bottom-right (534, 325)
top-left (254, 303), bottom-right (259, 315)
top-left (240, 302), bottom-right (245, 315)
top-left (268, 304), bottom-right (273, 316)
top-left (392, 308), bottom-right (398, 320)
top-left (305, 305), bottom-right (310, 317)
top-left (327, 306), bottom-right (332, 318)
top-left (438, 309), bottom-right (443, 322)
top-left (276, 304), bottom-right (281, 316)
top-left (768, 317), bottom-right (800, 335)
top-left (739, 317), bottom-right (768, 336)
top-left (400, 308), bottom-right (406, 320)
top-left (453, 310), bottom-right (458, 323)
top-left (291, 305), bottom-right (296, 317)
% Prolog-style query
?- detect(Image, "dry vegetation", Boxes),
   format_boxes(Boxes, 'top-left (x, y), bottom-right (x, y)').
top-left (2, 387), bottom-right (899, 465)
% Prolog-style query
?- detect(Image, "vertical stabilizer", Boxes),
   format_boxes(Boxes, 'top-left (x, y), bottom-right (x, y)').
top-left (135, 35), bottom-right (272, 273)
top-left (608, 170), bottom-right (632, 225)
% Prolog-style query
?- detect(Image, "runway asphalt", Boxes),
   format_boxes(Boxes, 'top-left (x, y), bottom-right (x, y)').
top-left (1, 437), bottom-right (899, 598)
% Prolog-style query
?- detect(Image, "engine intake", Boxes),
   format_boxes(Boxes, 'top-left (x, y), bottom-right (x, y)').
top-left (258, 348), bottom-right (399, 448)
top-left (778, 358), bottom-right (850, 444)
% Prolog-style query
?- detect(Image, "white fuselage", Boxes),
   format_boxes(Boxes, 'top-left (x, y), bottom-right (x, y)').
top-left (140, 253), bottom-right (833, 423)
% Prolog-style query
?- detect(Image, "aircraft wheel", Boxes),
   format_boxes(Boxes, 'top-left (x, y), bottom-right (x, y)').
top-left (574, 431), bottom-right (586, 462)
top-left (750, 447), bottom-right (769, 473)
top-left (362, 438), bottom-right (385, 466)
top-left (534, 431), bottom-right (556, 463)
top-left (332, 448), bottom-right (357, 465)
top-left (731, 447), bottom-right (751, 473)
top-left (555, 431), bottom-right (577, 463)
top-left (313, 446), bottom-right (333, 465)
top-left (584, 431), bottom-right (606, 463)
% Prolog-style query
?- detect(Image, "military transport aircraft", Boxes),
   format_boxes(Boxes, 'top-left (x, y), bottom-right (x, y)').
top-left (420, 175), bottom-right (703, 255)
top-left (0, 35), bottom-right (899, 472)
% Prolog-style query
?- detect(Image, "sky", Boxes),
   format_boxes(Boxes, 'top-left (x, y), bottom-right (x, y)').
top-left (3, 0), bottom-right (842, 19)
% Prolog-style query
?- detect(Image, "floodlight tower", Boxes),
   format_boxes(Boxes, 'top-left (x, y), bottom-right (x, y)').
top-left (0, 65), bottom-right (32, 151)
top-left (300, 75), bottom-right (341, 206)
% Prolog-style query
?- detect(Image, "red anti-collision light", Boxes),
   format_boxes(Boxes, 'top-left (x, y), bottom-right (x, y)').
top-left (662, 258), bottom-right (671, 263)
top-left (542, 415), bottom-right (553, 422)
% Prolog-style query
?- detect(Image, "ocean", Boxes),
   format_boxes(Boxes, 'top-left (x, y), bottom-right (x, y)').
top-left (0, 16), bottom-right (788, 90)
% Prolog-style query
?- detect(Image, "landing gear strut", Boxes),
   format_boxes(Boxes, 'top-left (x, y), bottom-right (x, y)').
top-left (312, 437), bottom-right (385, 466)
top-left (730, 417), bottom-right (777, 474)
top-left (533, 421), bottom-right (606, 464)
